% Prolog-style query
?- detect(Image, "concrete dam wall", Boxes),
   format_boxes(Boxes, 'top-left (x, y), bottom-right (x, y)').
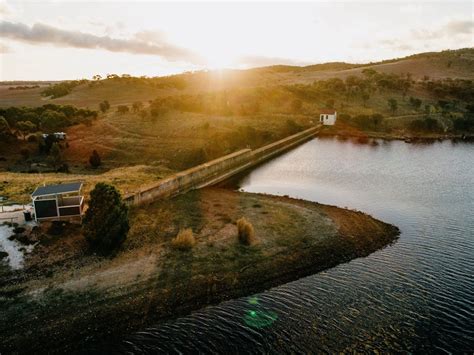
top-left (124, 125), bottom-right (320, 206)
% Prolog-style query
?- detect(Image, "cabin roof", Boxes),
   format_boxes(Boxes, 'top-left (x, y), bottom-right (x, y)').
top-left (32, 182), bottom-right (82, 197)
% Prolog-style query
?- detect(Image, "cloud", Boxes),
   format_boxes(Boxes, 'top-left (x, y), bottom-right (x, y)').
top-left (411, 19), bottom-right (473, 40)
top-left (237, 55), bottom-right (311, 67)
top-left (443, 20), bottom-right (474, 36)
top-left (0, 21), bottom-right (204, 64)
top-left (379, 39), bottom-right (414, 51)
top-left (375, 19), bottom-right (473, 52)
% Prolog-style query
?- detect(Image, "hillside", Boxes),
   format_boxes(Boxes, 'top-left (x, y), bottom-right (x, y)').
top-left (0, 48), bottom-right (473, 185)
top-left (1, 48), bottom-right (473, 109)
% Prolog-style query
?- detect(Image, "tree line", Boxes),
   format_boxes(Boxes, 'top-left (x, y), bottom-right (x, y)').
top-left (0, 104), bottom-right (98, 141)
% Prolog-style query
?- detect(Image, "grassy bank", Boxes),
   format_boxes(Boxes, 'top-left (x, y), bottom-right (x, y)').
top-left (0, 188), bottom-right (399, 353)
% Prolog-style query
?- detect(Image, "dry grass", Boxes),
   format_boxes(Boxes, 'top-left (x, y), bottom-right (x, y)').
top-left (171, 228), bottom-right (196, 250)
top-left (236, 217), bottom-right (257, 246)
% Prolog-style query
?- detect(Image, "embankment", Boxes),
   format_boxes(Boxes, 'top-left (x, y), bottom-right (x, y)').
top-left (124, 126), bottom-right (320, 205)
top-left (0, 188), bottom-right (399, 353)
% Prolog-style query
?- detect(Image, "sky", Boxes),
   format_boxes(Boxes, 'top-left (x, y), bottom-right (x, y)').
top-left (0, 0), bottom-right (473, 80)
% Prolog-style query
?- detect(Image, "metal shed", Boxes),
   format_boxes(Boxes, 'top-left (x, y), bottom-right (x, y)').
top-left (31, 182), bottom-right (84, 222)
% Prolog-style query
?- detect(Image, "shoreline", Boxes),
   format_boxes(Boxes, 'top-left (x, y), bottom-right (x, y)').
top-left (0, 188), bottom-right (399, 353)
top-left (318, 129), bottom-right (474, 143)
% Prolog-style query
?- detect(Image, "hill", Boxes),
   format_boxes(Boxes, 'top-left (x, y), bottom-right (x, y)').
top-left (1, 48), bottom-right (473, 109)
top-left (0, 48), bottom-right (473, 199)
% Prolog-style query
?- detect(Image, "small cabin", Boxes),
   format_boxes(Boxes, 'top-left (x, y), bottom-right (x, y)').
top-left (319, 110), bottom-right (337, 125)
top-left (31, 182), bottom-right (84, 222)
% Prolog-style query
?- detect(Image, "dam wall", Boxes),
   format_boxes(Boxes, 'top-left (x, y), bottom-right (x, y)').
top-left (124, 125), bottom-right (320, 206)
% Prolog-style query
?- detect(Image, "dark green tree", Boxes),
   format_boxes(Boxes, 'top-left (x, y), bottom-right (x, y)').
top-left (82, 183), bottom-right (129, 254)
top-left (99, 100), bottom-right (110, 113)
top-left (40, 110), bottom-right (68, 131)
top-left (388, 98), bottom-right (398, 115)
top-left (0, 116), bottom-right (12, 140)
top-left (16, 120), bottom-right (36, 140)
top-left (89, 149), bottom-right (101, 168)
top-left (48, 142), bottom-right (62, 169)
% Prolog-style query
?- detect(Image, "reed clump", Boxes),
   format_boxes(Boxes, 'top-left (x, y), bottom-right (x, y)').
top-left (236, 217), bottom-right (257, 245)
top-left (171, 228), bottom-right (196, 250)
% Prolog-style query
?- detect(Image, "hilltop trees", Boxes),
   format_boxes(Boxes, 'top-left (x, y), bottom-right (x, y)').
top-left (132, 101), bottom-right (144, 113)
top-left (99, 100), bottom-right (110, 113)
top-left (41, 80), bottom-right (87, 98)
top-left (117, 105), bottom-right (129, 114)
top-left (83, 183), bottom-right (129, 254)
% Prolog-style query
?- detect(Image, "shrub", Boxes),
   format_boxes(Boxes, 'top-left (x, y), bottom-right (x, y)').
top-left (99, 100), bottom-right (110, 113)
top-left (82, 183), bottom-right (129, 254)
top-left (117, 105), bottom-right (129, 114)
top-left (171, 228), bottom-right (196, 250)
top-left (236, 217), bottom-right (257, 245)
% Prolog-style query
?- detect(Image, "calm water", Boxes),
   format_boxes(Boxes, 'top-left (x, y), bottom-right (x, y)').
top-left (112, 138), bottom-right (474, 353)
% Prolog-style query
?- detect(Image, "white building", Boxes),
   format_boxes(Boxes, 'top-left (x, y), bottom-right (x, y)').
top-left (319, 110), bottom-right (337, 125)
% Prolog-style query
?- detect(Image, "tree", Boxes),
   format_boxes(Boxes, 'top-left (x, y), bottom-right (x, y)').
top-left (371, 114), bottom-right (384, 130)
top-left (48, 142), bottom-right (62, 169)
top-left (16, 120), bottom-right (36, 140)
top-left (82, 183), bottom-right (129, 254)
top-left (117, 105), bottom-right (129, 114)
top-left (89, 150), bottom-right (101, 168)
top-left (132, 101), bottom-right (143, 113)
top-left (20, 148), bottom-right (30, 160)
top-left (409, 97), bottom-right (422, 111)
top-left (388, 98), bottom-right (398, 115)
top-left (40, 110), bottom-right (68, 131)
top-left (0, 116), bottom-right (12, 140)
top-left (99, 100), bottom-right (110, 113)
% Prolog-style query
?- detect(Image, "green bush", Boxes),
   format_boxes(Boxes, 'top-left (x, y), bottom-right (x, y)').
top-left (82, 183), bottom-right (129, 254)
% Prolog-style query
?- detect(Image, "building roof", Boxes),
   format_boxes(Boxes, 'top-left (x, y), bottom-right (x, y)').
top-left (32, 182), bottom-right (83, 197)
top-left (320, 109), bottom-right (337, 115)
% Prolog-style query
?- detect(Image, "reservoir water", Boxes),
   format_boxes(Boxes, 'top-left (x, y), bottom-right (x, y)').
top-left (113, 138), bottom-right (474, 353)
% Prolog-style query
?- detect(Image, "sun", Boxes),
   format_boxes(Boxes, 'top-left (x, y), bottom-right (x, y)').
top-left (205, 52), bottom-right (237, 70)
